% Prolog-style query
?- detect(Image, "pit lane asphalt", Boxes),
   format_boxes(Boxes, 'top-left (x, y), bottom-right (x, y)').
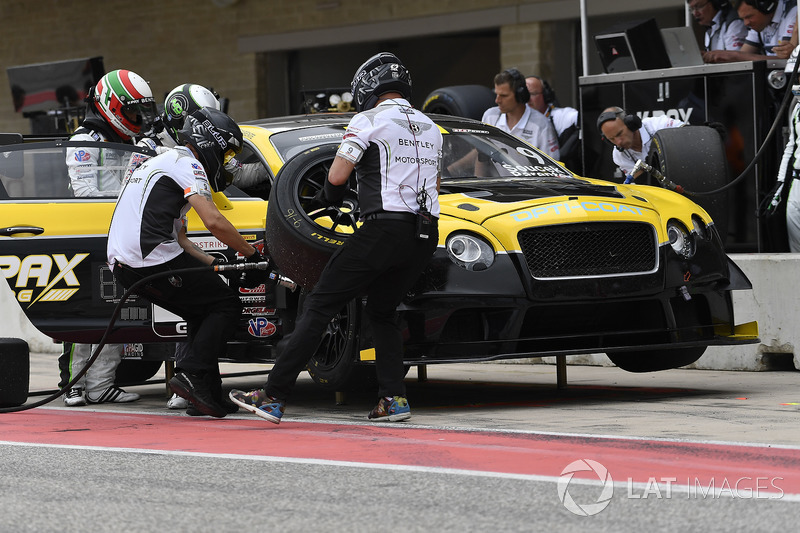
top-left (1, 354), bottom-right (798, 532)
top-left (20, 353), bottom-right (800, 445)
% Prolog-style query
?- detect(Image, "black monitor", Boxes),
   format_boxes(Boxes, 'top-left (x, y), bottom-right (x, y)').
top-left (594, 19), bottom-right (671, 74)
top-left (7, 56), bottom-right (104, 115)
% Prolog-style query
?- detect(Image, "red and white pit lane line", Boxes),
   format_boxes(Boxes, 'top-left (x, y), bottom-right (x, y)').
top-left (2, 408), bottom-right (799, 500)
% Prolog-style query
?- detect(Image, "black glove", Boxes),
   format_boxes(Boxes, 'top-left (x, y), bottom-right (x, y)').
top-left (704, 121), bottom-right (727, 143)
top-left (239, 250), bottom-right (268, 288)
top-left (310, 180), bottom-right (347, 209)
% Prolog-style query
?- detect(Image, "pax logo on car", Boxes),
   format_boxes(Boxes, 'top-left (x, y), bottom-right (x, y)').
top-left (0, 253), bottom-right (89, 306)
top-left (247, 317), bottom-right (276, 337)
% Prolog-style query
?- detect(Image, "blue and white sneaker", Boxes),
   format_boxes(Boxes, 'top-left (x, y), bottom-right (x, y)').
top-left (368, 396), bottom-right (411, 422)
top-left (229, 388), bottom-right (284, 424)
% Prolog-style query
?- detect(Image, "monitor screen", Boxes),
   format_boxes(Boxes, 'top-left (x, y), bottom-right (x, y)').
top-left (7, 57), bottom-right (104, 114)
top-left (595, 33), bottom-right (636, 74)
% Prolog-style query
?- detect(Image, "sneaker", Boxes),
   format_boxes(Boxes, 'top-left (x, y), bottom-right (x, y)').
top-left (368, 396), bottom-right (411, 422)
top-left (167, 393), bottom-right (189, 410)
top-left (63, 387), bottom-right (86, 407)
top-left (86, 386), bottom-right (140, 404)
top-left (228, 388), bottom-right (284, 424)
top-left (169, 372), bottom-right (227, 418)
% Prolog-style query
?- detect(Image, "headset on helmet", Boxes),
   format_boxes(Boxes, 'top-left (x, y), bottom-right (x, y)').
top-left (163, 84), bottom-right (221, 141)
top-left (502, 68), bottom-right (531, 104)
top-left (93, 69), bottom-right (156, 140)
top-left (351, 52), bottom-right (412, 112)
top-left (177, 107), bottom-right (243, 192)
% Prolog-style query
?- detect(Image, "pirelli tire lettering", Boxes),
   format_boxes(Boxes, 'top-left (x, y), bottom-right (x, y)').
top-left (265, 144), bottom-right (356, 290)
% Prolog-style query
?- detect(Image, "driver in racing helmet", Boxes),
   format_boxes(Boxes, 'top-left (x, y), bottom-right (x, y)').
top-left (60, 69), bottom-right (157, 407)
top-left (129, 83), bottom-right (268, 190)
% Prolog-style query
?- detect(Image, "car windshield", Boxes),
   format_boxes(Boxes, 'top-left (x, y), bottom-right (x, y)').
top-left (266, 120), bottom-right (571, 182)
top-left (0, 141), bottom-right (151, 200)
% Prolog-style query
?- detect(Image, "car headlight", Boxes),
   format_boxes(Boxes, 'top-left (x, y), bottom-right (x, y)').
top-left (446, 232), bottom-right (495, 271)
top-left (667, 220), bottom-right (695, 258)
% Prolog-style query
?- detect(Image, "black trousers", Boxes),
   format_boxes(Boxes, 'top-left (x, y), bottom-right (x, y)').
top-left (114, 252), bottom-right (241, 397)
top-left (265, 217), bottom-right (438, 400)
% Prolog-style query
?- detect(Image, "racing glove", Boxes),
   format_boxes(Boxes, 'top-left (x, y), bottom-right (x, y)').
top-left (310, 180), bottom-right (347, 209)
top-left (239, 249), bottom-right (269, 289)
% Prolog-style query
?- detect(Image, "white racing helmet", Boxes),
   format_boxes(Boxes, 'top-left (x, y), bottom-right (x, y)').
top-left (163, 84), bottom-right (221, 139)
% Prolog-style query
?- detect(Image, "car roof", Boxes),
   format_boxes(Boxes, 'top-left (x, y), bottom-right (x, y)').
top-left (242, 112), bottom-right (487, 131)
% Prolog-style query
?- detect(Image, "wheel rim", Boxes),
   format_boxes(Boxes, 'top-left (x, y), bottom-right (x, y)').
top-left (313, 305), bottom-right (353, 370)
top-left (296, 159), bottom-right (360, 235)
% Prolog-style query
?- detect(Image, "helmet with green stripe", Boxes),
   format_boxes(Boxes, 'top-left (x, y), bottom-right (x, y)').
top-left (93, 69), bottom-right (156, 139)
top-left (163, 84), bottom-right (221, 141)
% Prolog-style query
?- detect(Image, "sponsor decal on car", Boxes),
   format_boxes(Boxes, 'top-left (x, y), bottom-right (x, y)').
top-left (239, 285), bottom-right (265, 294)
top-left (510, 200), bottom-right (644, 222)
top-left (247, 317), bottom-right (276, 337)
top-left (242, 306), bottom-right (276, 315)
top-left (0, 253), bottom-right (88, 306)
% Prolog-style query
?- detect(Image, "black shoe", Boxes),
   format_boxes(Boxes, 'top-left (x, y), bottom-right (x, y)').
top-left (186, 398), bottom-right (239, 417)
top-left (169, 372), bottom-right (227, 418)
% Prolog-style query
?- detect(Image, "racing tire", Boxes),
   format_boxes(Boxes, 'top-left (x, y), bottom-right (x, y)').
top-left (265, 144), bottom-right (359, 290)
top-left (648, 125), bottom-right (729, 240)
top-left (0, 338), bottom-right (29, 407)
top-left (606, 346), bottom-right (706, 373)
top-left (422, 85), bottom-right (496, 120)
top-left (304, 297), bottom-right (375, 392)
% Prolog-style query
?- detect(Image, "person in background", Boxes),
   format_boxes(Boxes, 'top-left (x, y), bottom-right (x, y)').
top-left (596, 106), bottom-right (685, 182)
top-left (688, 0), bottom-right (748, 54)
top-left (776, 84), bottom-right (800, 251)
top-left (481, 68), bottom-right (560, 160)
top-left (526, 75), bottom-right (580, 172)
top-left (60, 69), bottom-right (156, 406)
top-left (704, 0), bottom-right (797, 62)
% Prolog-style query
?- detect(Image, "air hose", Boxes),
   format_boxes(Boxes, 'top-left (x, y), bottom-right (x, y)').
top-left (0, 259), bottom-right (292, 414)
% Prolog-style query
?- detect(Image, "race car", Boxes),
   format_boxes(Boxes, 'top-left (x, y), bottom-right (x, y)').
top-left (0, 114), bottom-right (758, 397)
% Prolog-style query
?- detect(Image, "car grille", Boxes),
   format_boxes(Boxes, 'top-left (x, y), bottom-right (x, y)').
top-left (518, 222), bottom-right (657, 279)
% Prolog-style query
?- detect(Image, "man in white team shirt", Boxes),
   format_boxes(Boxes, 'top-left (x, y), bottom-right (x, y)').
top-left (597, 106), bottom-right (685, 182)
top-left (229, 52), bottom-right (442, 424)
top-left (108, 107), bottom-right (263, 418)
top-left (481, 68), bottom-right (560, 160)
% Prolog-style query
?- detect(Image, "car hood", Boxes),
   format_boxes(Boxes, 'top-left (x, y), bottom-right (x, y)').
top-left (439, 175), bottom-right (646, 225)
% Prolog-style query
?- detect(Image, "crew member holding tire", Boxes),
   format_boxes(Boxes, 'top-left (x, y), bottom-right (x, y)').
top-left (597, 106), bottom-right (684, 182)
top-left (108, 107), bottom-right (262, 418)
top-left (230, 52), bottom-right (442, 424)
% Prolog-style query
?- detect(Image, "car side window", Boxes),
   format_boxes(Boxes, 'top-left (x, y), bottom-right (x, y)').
top-left (0, 141), bottom-right (146, 200)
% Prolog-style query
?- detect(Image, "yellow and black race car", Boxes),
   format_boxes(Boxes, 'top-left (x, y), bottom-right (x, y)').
top-left (0, 113), bottom-right (758, 393)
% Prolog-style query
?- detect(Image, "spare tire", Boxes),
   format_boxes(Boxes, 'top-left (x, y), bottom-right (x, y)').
top-left (0, 338), bottom-right (29, 407)
top-left (648, 125), bottom-right (729, 241)
top-left (422, 85), bottom-right (495, 120)
top-left (265, 144), bottom-right (359, 289)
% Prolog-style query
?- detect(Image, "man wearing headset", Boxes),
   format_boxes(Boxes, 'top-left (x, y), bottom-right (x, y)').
top-left (704, 0), bottom-right (797, 63)
top-left (481, 69), bottom-right (559, 160)
top-left (526, 75), bottom-right (579, 171)
top-left (597, 107), bottom-right (684, 182)
top-left (688, 0), bottom-right (748, 53)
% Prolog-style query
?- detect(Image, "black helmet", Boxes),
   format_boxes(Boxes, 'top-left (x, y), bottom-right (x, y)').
top-left (351, 52), bottom-right (412, 112)
top-left (177, 107), bottom-right (243, 192)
